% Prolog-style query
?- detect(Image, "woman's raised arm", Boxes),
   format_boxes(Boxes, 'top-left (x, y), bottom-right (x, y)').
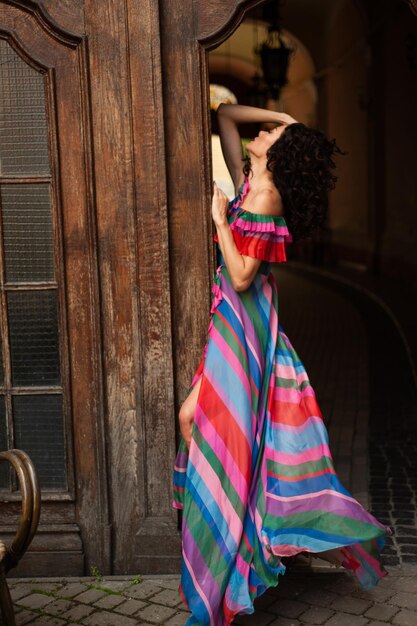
top-left (217, 103), bottom-right (297, 193)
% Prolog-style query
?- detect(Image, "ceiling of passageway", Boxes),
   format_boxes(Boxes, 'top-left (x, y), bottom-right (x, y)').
top-left (273, 0), bottom-right (335, 24)
top-left (247, 0), bottom-right (354, 67)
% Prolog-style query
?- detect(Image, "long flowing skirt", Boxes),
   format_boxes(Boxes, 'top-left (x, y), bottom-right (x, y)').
top-left (172, 262), bottom-right (391, 626)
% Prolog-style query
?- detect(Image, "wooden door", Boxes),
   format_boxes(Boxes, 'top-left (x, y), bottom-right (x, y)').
top-left (0, 4), bottom-right (109, 575)
top-left (0, 0), bottom-right (274, 577)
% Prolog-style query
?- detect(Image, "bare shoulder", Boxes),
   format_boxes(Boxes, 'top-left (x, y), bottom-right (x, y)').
top-left (245, 188), bottom-right (283, 217)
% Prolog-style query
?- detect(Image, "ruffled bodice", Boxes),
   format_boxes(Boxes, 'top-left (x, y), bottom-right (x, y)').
top-left (213, 176), bottom-right (292, 264)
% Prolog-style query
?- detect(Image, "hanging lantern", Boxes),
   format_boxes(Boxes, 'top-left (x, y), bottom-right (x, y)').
top-left (257, 2), bottom-right (294, 101)
top-left (246, 21), bottom-right (266, 109)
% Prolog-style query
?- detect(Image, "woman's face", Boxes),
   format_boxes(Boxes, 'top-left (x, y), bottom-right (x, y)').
top-left (246, 124), bottom-right (287, 158)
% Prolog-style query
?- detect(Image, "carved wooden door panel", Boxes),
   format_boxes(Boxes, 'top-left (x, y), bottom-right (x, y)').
top-left (0, 4), bottom-right (109, 575)
top-left (160, 0), bottom-right (270, 411)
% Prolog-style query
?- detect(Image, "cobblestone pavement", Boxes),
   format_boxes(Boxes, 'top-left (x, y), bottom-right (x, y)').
top-left (5, 565), bottom-right (417, 625)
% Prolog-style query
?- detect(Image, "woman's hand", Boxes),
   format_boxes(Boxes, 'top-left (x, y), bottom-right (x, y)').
top-left (212, 183), bottom-right (262, 292)
top-left (212, 182), bottom-right (229, 227)
top-left (275, 112), bottom-right (298, 126)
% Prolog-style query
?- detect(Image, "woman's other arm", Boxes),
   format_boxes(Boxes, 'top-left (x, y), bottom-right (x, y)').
top-left (212, 183), bottom-right (261, 292)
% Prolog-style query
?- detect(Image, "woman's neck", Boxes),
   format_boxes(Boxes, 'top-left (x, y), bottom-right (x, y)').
top-left (247, 157), bottom-right (273, 191)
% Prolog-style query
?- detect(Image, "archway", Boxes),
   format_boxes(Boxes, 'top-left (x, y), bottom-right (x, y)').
top-left (208, 20), bottom-right (318, 199)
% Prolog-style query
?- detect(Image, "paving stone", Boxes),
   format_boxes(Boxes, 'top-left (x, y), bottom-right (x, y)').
top-left (55, 582), bottom-right (89, 598)
top-left (16, 592), bottom-right (55, 610)
top-left (144, 576), bottom-right (180, 588)
top-left (356, 584), bottom-right (397, 602)
top-left (390, 591), bottom-right (417, 610)
top-left (42, 598), bottom-right (74, 616)
top-left (253, 591), bottom-right (278, 610)
top-left (380, 567), bottom-right (402, 580)
top-left (233, 610), bottom-right (275, 625)
top-left (11, 583), bottom-right (61, 601)
top-left (59, 602), bottom-right (96, 621)
top-left (83, 611), bottom-right (138, 625)
top-left (73, 588), bottom-right (109, 604)
top-left (366, 622), bottom-right (392, 626)
top-left (27, 617), bottom-right (67, 625)
top-left (297, 588), bottom-right (339, 608)
top-left (297, 606), bottom-right (334, 624)
top-left (267, 598), bottom-right (309, 619)
top-left (97, 579), bottom-right (135, 592)
top-left (149, 587), bottom-right (183, 607)
top-left (324, 613), bottom-right (369, 626)
top-left (329, 594), bottom-right (372, 615)
top-left (393, 609), bottom-right (417, 626)
top-left (31, 583), bottom-right (64, 594)
top-left (153, 577), bottom-right (181, 591)
top-left (10, 584), bottom-right (37, 602)
top-left (392, 577), bottom-right (417, 593)
top-left (15, 610), bottom-right (41, 625)
top-left (268, 577), bottom-right (306, 599)
top-left (267, 618), bottom-right (301, 626)
top-left (364, 603), bottom-right (400, 621)
top-left (165, 611), bottom-right (193, 626)
top-left (135, 603), bottom-right (178, 624)
top-left (324, 576), bottom-right (358, 595)
top-left (122, 580), bottom-right (164, 600)
top-left (93, 594), bottom-right (126, 610)
top-left (112, 597), bottom-right (148, 615)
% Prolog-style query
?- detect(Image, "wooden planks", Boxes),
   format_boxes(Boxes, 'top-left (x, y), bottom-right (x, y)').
top-left (0, 0), bottom-right (110, 574)
top-left (83, 0), bottom-right (180, 572)
top-left (159, 0), bottom-right (213, 418)
top-left (0, 0), bottom-right (271, 576)
top-left (82, 0), bottom-right (142, 574)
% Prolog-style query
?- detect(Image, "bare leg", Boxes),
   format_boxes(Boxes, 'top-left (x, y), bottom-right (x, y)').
top-left (178, 375), bottom-right (203, 451)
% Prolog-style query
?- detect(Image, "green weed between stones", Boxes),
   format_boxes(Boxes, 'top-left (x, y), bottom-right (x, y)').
top-left (90, 563), bottom-right (103, 581)
top-left (85, 583), bottom-right (123, 596)
top-left (132, 574), bottom-right (142, 584)
top-left (29, 588), bottom-right (56, 597)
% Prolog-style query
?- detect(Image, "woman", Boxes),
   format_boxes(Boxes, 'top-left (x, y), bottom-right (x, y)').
top-left (172, 103), bottom-right (391, 626)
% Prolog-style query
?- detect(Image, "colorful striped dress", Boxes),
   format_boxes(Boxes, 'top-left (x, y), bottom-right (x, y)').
top-left (172, 177), bottom-right (392, 626)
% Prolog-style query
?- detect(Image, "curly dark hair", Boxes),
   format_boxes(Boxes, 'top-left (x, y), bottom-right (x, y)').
top-left (243, 123), bottom-right (345, 241)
